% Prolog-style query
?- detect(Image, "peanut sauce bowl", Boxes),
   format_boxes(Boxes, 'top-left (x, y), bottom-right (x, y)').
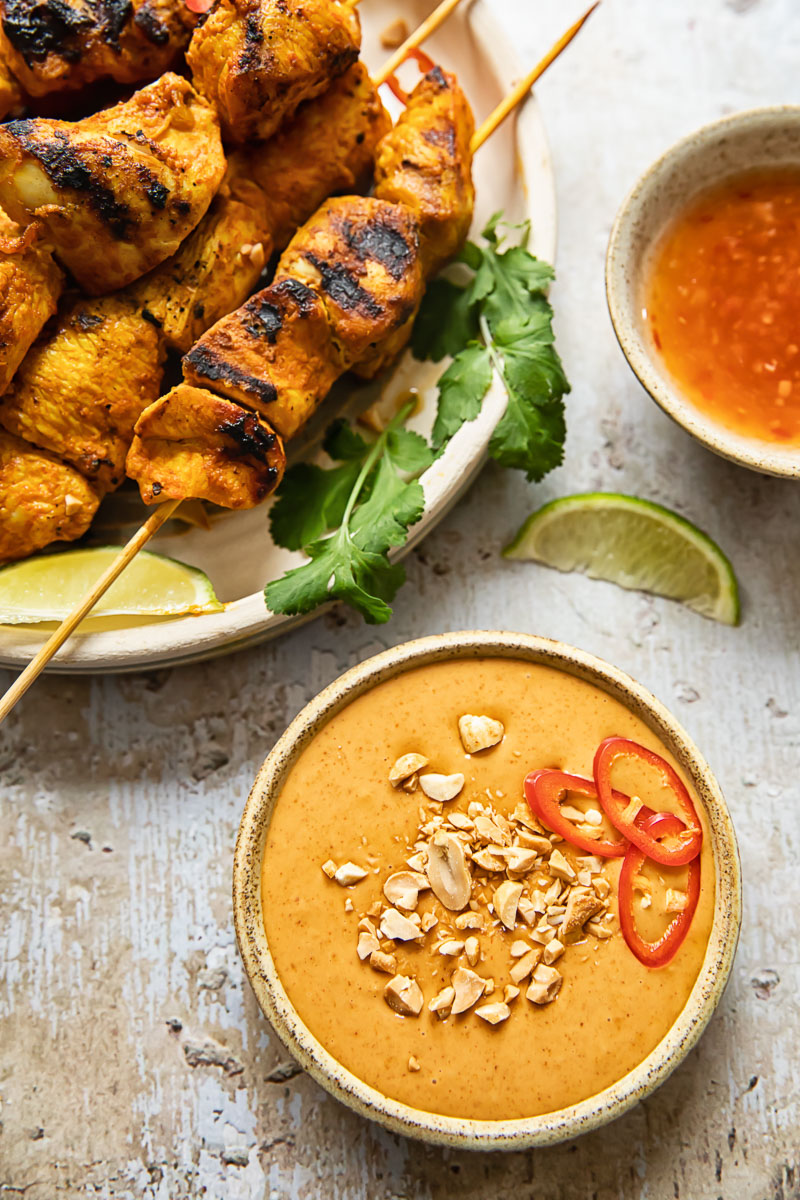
top-left (606, 106), bottom-right (800, 478)
top-left (233, 631), bottom-right (742, 1149)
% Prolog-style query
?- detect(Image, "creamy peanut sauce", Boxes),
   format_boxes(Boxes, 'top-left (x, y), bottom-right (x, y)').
top-left (261, 658), bottom-right (714, 1121)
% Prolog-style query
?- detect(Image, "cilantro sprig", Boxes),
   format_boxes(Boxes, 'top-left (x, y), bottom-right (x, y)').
top-left (265, 212), bottom-right (570, 625)
top-left (412, 214), bottom-right (570, 481)
top-left (265, 405), bottom-right (433, 624)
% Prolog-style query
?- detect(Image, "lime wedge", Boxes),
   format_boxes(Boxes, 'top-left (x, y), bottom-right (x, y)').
top-left (503, 493), bottom-right (740, 625)
top-left (0, 546), bottom-right (223, 624)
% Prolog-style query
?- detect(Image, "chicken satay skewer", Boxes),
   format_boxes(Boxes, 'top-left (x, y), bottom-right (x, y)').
top-left (0, 5), bottom-right (598, 723)
top-left (0, 4), bottom-right (467, 555)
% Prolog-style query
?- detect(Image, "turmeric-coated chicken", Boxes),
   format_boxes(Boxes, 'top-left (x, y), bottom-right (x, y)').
top-left (132, 184), bottom-right (269, 355)
top-left (275, 196), bottom-right (424, 365)
top-left (0, 0), bottom-right (197, 99)
top-left (0, 292), bottom-right (164, 491)
top-left (373, 65), bottom-right (475, 278)
top-left (0, 72), bottom-right (225, 293)
top-left (182, 197), bottom-right (423, 439)
top-left (244, 61), bottom-right (390, 248)
top-left (186, 0), bottom-right (360, 144)
top-left (0, 428), bottom-right (99, 560)
top-left (134, 62), bottom-right (390, 353)
top-left (0, 209), bottom-right (63, 394)
top-left (0, 42), bottom-right (21, 118)
top-left (127, 383), bottom-right (285, 508)
top-left (127, 60), bottom-right (476, 514)
top-left (353, 65), bottom-right (475, 379)
top-left (182, 277), bottom-right (341, 439)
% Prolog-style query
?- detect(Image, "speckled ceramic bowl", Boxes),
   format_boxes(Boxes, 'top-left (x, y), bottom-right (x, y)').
top-left (233, 631), bottom-right (741, 1149)
top-left (606, 106), bottom-right (800, 477)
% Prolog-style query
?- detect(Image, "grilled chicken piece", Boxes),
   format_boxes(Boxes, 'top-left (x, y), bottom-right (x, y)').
top-left (0, 292), bottom-right (164, 492)
top-left (0, 0), bottom-right (197, 99)
top-left (0, 73), bottom-right (225, 293)
top-left (0, 210), bottom-right (63, 394)
top-left (243, 61), bottom-right (390, 248)
top-left (187, 0), bottom-right (360, 144)
top-left (127, 383), bottom-right (285, 508)
top-left (0, 42), bottom-right (21, 117)
top-left (0, 428), bottom-right (99, 560)
top-left (373, 65), bottom-right (475, 277)
top-left (132, 183), bottom-right (270, 355)
top-left (276, 196), bottom-right (424, 366)
top-left (183, 277), bottom-right (340, 439)
top-left (353, 66), bottom-right (475, 380)
top-left (135, 63), bottom-right (390, 353)
top-left (184, 196), bottom-right (422, 437)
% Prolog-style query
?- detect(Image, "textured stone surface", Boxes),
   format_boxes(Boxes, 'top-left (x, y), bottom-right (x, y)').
top-left (2, 1), bottom-right (799, 1196)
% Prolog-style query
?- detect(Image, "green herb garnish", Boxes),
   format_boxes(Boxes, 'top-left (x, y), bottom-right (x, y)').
top-left (412, 213), bottom-right (570, 480)
top-left (266, 212), bottom-right (569, 624)
top-left (265, 405), bottom-right (433, 624)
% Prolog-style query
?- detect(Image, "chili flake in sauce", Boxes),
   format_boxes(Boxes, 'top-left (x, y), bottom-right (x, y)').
top-left (645, 168), bottom-right (800, 444)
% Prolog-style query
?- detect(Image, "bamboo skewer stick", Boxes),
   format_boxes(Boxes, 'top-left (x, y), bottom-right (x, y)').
top-left (471, 2), bottom-right (599, 152)
top-left (0, 498), bottom-right (180, 722)
top-left (0, 4), bottom-right (600, 720)
top-left (372, 0), bottom-right (465, 87)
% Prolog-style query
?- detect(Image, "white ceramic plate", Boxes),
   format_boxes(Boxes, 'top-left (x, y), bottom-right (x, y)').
top-left (0, 0), bottom-right (556, 673)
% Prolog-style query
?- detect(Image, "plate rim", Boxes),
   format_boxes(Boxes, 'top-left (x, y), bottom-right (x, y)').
top-left (0, 2), bottom-right (557, 674)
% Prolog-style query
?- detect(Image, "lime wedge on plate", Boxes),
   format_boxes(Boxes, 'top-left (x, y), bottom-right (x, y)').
top-left (503, 493), bottom-right (740, 625)
top-left (0, 546), bottom-right (223, 624)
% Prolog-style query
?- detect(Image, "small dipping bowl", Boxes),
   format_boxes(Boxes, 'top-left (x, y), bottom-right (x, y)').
top-left (606, 106), bottom-right (800, 477)
top-left (234, 631), bottom-right (741, 1149)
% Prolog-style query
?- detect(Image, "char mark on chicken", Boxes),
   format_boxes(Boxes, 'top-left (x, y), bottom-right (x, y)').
top-left (183, 275), bottom-right (339, 439)
top-left (0, 0), bottom-right (197, 99)
top-left (127, 383), bottom-right (285, 508)
top-left (187, 0), bottom-right (360, 144)
top-left (0, 72), bottom-right (225, 293)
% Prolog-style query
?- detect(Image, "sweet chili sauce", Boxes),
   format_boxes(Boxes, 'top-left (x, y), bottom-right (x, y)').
top-left (644, 168), bottom-right (800, 445)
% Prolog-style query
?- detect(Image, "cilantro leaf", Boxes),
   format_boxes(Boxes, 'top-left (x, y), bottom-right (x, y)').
top-left (265, 211), bottom-right (571, 626)
top-left (493, 303), bottom-right (570, 403)
top-left (431, 344), bottom-right (493, 449)
top-left (265, 524), bottom-right (402, 624)
top-left (269, 460), bottom-right (362, 551)
top-left (349, 456), bottom-right (425, 552)
top-left (265, 405), bottom-right (428, 625)
top-left (411, 278), bottom-right (479, 362)
top-left (385, 427), bottom-right (435, 474)
top-left (412, 216), bottom-right (569, 480)
top-left (489, 388), bottom-right (566, 481)
top-left (323, 419), bottom-right (369, 461)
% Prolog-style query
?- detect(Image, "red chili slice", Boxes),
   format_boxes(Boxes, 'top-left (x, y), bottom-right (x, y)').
top-left (185, 0), bottom-right (214, 13)
top-left (524, 769), bottom-right (632, 857)
top-left (618, 811), bottom-right (702, 967)
top-left (593, 737), bottom-right (702, 866)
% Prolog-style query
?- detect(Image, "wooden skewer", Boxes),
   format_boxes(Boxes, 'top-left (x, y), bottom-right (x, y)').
top-left (471, 2), bottom-right (600, 152)
top-left (0, 497), bottom-right (180, 722)
top-left (373, 0), bottom-right (464, 87)
top-left (0, 4), bottom-right (599, 719)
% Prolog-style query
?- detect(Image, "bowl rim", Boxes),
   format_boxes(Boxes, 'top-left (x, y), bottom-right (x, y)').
top-left (233, 630), bottom-right (742, 1149)
top-left (606, 103), bottom-right (800, 479)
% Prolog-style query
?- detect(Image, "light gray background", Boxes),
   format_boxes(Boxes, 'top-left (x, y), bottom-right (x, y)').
top-left (2, 1), bottom-right (798, 1196)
